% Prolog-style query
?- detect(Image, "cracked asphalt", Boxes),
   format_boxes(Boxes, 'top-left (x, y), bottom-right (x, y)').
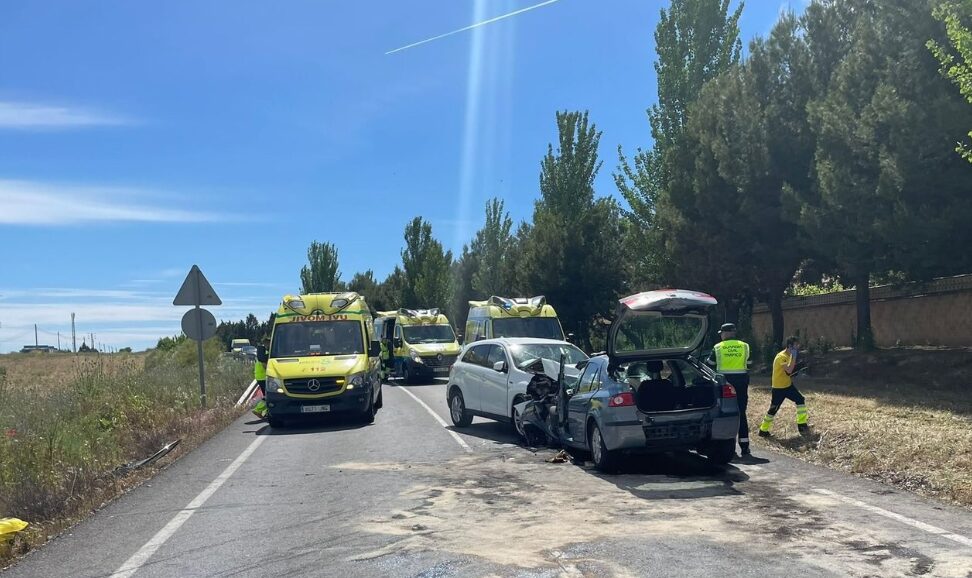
top-left (4, 378), bottom-right (971, 577)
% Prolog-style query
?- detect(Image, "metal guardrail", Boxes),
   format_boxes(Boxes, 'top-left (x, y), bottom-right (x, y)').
top-left (753, 274), bottom-right (972, 312)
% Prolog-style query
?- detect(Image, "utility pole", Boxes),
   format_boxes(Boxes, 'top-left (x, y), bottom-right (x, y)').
top-left (34, 324), bottom-right (38, 347)
top-left (71, 313), bottom-right (77, 353)
top-left (57, 332), bottom-right (61, 351)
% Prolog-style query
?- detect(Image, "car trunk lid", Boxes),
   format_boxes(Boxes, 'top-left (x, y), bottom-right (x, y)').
top-left (607, 290), bottom-right (717, 361)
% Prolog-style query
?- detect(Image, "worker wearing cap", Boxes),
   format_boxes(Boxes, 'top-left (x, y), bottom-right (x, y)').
top-left (759, 336), bottom-right (810, 437)
top-left (252, 337), bottom-right (270, 419)
top-left (712, 323), bottom-right (752, 456)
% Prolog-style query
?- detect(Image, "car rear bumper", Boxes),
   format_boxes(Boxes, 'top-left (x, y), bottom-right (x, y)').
top-left (266, 388), bottom-right (372, 416)
top-left (600, 414), bottom-right (737, 452)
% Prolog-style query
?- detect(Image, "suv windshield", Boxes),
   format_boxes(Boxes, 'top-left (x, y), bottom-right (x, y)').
top-left (402, 325), bottom-right (456, 344)
top-left (492, 318), bottom-right (564, 340)
top-left (509, 342), bottom-right (588, 369)
top-left (271, 321), bottom-right (363, 357)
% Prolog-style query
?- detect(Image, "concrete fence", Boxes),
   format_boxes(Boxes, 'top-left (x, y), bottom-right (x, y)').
top-left (750, 274), bottom-right (972, 347)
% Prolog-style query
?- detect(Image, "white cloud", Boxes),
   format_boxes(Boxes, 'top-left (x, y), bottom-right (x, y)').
top-left (0, 180), bottom-right (233, 225)
top-left (0, 100), bottom-right (134, 129)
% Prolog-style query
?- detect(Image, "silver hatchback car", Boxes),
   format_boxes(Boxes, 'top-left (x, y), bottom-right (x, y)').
top-left (515, 290), bottom-right (741, 472)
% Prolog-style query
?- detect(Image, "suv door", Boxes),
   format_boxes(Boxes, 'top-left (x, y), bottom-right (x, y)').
top-left (481, 344), bottom-right (510, 416)
top-left (457, 344), bottom-right (492, 411)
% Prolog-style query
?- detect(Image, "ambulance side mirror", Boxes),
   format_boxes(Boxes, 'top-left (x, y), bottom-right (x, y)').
top-left (369, 342), bottom-right (381, 357)
top-left (393, 338), bottom-right (403, 349)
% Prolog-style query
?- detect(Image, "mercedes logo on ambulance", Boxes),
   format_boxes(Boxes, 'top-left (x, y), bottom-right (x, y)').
top-left (307, 379), bottom-right (321, 392)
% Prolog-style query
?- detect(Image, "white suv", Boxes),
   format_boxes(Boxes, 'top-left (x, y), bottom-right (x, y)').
top-left (446, 337), bottom-right (588, 428)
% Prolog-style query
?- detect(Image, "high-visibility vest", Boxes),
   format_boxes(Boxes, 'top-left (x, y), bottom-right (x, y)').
top-left (254, 357), bottom-right (267, 380)
top-left (713, 339), bottom-right (749, 374)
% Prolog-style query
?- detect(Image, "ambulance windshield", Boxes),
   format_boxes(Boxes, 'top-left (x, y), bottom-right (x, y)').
top-left (403, 325), bottom-right (456, 344)
top-left (271, 321), bottom-right (364, 357)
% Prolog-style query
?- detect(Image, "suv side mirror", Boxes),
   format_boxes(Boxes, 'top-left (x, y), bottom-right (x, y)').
top-left (492, 360), bottom-right (507, 373)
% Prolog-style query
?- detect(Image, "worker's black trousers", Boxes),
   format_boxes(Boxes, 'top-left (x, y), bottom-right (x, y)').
top-left (257, 379), bottom-right (266, 396)
top-left (725, 373), bottom-right (750, 451)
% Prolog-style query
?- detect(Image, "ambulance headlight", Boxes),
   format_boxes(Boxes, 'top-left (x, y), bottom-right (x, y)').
top-left (267, 376), bottom-right (284, 394)
top-left (346, 373), bottom-right (365, 389)
top-left (409, 349), bottom-right (423, 363)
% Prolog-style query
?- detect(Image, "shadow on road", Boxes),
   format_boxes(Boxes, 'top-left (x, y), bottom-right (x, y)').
top-left (247, 416), bottom-right (372, 436)
top-left (588, 451), bottom-right (751, 500)
top-left (446, 420), bottom-right (521, 447)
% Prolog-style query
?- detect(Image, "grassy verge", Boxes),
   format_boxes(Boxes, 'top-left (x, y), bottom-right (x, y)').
top-left (748, 367), bottom-right (972, 509)
top-left (0, 342), bottom-right (250, 564)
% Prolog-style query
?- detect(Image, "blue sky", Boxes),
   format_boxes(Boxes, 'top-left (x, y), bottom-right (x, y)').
top-left (0, 0), bottom-right (797, 352)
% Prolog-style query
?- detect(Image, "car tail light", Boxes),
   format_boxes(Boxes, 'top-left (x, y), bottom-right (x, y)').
top-left (608, 392), bottom-right (635, 407)
top-left (722, 384), bottom-right (737, 398)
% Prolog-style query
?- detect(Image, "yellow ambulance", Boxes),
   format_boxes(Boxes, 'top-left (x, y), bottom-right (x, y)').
top-left (375, 308), bottom-right (461, 383)
top-left (464, 295), bottom-right (565, 343)
top-left (264, 292), bottom-right (382, 428)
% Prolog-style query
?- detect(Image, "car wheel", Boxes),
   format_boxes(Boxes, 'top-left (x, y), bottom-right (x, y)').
top-left (449, 389), bottom-right (473, 427)
top-left (704, 439), bottom-right (735, 465)
top-left (268, 414), bottom-right (285, 429)
top-left (590, 423), bottom-right (617, 473)
top-left (512, 402), bottom-right (526, 439)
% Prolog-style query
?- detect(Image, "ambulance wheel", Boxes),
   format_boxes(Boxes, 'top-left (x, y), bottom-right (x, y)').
top-left (361, 393), bottom-right (377, 424)
top-left (268, 414), bottom-right (285, 429)
top-left (375, 388), bottom-right (383, 410)
top-left (402, 362), bottom-right (414, 385)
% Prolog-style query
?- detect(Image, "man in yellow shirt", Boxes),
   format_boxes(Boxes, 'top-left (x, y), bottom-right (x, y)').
top-left (758, 336), bottom-right (809, 436)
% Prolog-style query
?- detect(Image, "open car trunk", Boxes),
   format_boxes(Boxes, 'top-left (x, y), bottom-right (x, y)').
top-left (633, 377), bottom-right (717, 413)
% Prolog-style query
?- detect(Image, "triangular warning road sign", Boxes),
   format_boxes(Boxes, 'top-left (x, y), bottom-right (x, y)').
top-left (173, 265), bottom-right (222, 306)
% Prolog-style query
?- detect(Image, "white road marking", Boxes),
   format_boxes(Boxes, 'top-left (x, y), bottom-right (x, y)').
top-left (813, 488), bottom-right (972, 548)
top-left (110, 435), bottom-right (267, 577)
top-left (397, 386), bottom-right (473, 453)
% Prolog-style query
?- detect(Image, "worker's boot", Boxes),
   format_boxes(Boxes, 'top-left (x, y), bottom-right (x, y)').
top-left (758, 430), bottom-right (770, 438)
top-left (798, 423), bottom-right (810, 435)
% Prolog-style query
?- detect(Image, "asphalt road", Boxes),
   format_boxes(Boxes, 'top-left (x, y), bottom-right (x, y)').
top-left (5, 378), bottom-right (972, 577)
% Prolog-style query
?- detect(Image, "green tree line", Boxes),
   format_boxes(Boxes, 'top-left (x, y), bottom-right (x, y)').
top-left (298, 0), bottom-right (972, 352)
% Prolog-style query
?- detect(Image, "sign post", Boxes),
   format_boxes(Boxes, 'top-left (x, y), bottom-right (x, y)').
top-left (174, 265), bottom-right (221, 408)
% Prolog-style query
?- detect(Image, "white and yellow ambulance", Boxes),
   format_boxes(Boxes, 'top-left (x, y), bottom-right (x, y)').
top-left (375, 308), bottom-right (461, 384)
top-left (464, 295), bottom-right (565, 344)
top-left (264, 292), bottom-right (382, 428)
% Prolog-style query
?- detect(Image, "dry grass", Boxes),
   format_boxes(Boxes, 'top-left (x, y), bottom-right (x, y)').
top-left (748, 376), bottom-right (972, 509)
top-left (0, 346), bottom-right (249, 565)
top-left (0, 353), bottom-right (145, 393)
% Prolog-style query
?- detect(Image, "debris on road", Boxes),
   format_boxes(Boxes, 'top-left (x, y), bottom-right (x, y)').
top-left (113, 439), bottom-right (182, 476)
top-left (546, 450), bottom-right (572, 464)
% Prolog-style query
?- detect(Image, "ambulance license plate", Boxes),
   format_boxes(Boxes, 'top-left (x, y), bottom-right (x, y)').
top-left (301, 404), bottom-right (330, 413)
top-left (434, 367), bottom-right (449, 373)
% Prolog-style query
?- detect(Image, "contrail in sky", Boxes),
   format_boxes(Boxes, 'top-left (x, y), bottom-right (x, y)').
top-left (386, 0), bottom-right (562, 55)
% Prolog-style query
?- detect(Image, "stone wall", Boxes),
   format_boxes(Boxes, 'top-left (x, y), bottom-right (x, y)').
top-left (750, 275), bottom-right (972, 347)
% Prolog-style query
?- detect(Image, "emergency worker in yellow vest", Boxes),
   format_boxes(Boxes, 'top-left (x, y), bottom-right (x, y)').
top-left (758, 336), bottom-right (809, 437)
top-left (711, 323), bottom-right (752, 456)
top-left (252, 337), bottom-right (270, 419)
